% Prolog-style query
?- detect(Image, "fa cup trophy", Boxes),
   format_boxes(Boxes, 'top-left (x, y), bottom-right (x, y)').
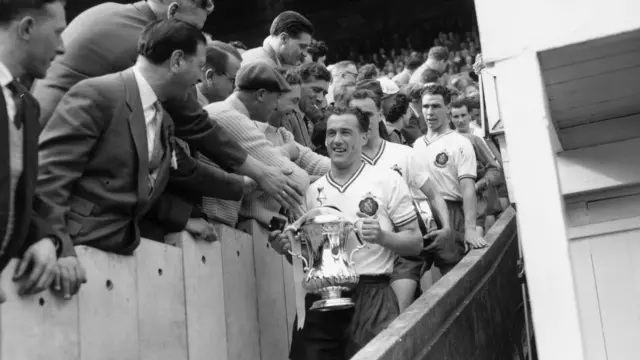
top-left (287, 207), bottom-right (366, 311)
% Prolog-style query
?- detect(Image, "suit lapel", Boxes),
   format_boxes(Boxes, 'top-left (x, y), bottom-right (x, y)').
top-left (122, 69), bottom-right (150, 214)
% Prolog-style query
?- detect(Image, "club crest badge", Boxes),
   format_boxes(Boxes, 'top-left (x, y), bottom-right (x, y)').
top-left (434, 151), bottom-right (449, 168)
top-left (316, 186), bottom-right (327, 206)
top-left (390, 164), bottom-right (403, 177)
top-left (358, 192), bottom-right (379, 217)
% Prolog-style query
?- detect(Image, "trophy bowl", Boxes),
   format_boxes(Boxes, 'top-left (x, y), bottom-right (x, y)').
top-left (290, 209), bottom-right (365, 311)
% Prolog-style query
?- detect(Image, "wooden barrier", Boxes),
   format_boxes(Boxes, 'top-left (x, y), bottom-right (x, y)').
top-left (0, 222), bottom-right (293, 360)
top-left (353, 208), bottom-right (523, 360)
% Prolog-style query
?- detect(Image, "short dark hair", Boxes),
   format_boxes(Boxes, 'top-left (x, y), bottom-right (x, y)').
top-left (465, 95), bottom-right (481, 110)
top-left (356, 64), bottom-right (378, 82)
top-left (270, 11), bottom-right (314, 38)
top-left (228, 40), bottom-right (247, 51)
top-left (422, 83), bottom-right (451, 105)
top-left (386, 93), bottom-right (410, 124)
top-left (428, 46), bottom-right (449, 62)
top-left (308, 40), bottom-right (328, 62)
top-left (209, 40), bottom-right (242, 61)
top-left (0, 0), bottom-right (61, 24)
top-left (296, 62), bottom-right (331, 83)
top-left (420, 68), bottom-right (441, 84)
top-left (138, 19), bottom-right (206, 65)
top-left (280, 69), bottom-right (302, 86)
top-left (406, 53), bottom-right (424, 71)
top-left (450, 98), bottom-right (469, 112)
top-left (404, 83), bottom-right (425, 101)
top-left (204, 45), bottom-right (230, 74)
top-left (329, 106), bottom-right (371, 133)
top-left (350, 89), bottom-right (381, 110)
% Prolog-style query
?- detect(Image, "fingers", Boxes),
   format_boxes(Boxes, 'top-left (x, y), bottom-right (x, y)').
top-left (13, 252), bottom-right (31, 280)
top-left (61, 265), bottom-right (72, 299)
top-left (21, 261), bottom-right (44, 295)
top-left (69, 265), bottom-right (80, 297)
top-left (356, 211), bottom-right (369, 219)
top-left (281, 167), bottom-right (294, 175)
top-left (284, 181), bottom-right (303, 205)
top-left (33, 263), bottom-right (56, 294)
top-left (52, 266), bottom-right (62, 292)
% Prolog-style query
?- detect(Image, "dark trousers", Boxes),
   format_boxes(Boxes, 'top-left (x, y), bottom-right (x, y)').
top-left (290, 275), bottom-right (399, 360)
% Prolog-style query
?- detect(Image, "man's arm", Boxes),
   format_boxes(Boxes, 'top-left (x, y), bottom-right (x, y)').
top-left (457, 138), bottom-right (486, 249)
top-left (168, 138), bottom-right (246, 201)
top-left (376, 221), bottom-right (422, 256)
top-left (419, 178), bottom-right (450, 229)
top-left (165, 90), bottom-right (302, 207)
top-left (37, 81), bottom-right (107, 257)
top-left (294, 143), bottom-right (330, 177)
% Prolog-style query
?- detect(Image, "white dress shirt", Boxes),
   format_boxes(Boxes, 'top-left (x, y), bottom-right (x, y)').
top-left (132, 65), bottom-right (162, 159)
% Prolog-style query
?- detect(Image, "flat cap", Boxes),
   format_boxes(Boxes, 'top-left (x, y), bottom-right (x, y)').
top-left (236, 62), bottom-right (292, 93)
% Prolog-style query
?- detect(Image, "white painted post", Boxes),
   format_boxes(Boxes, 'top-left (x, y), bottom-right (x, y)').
top-left (495, 51), bottom-right (585, 360)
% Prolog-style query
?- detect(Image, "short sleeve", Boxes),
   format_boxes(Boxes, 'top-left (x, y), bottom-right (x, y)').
top-left (386, 171), bottom-right (418, 228)
top-left (457, 136), bottom-right (477, 181)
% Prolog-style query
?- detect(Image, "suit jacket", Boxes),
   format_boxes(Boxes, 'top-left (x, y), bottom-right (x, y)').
top-left (32, 1), bottom-right (248, 171)
top-left (37, 69), bottom-right (174, 256)
top-left (242, 38), bottom-right (282, 69)
top-left (0, 82), bottom-right (58, 271)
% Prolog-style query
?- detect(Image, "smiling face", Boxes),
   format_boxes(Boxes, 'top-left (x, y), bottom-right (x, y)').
top-left (300, 77), bottom-right (329, 117)
top-left (325, 113), bottom-right (368, 169)
top-left (278, 32), bottom-right (312, 67)
top-left (169, 42), bottom-right (207, 99)
top-left (422, 93), bottom-right (449, 132)
top-left (22, 1), bottom-right (67, 79)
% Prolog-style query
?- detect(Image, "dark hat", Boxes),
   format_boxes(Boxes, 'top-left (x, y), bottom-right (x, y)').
top-left (355, 79), bottom-right (384, 99)
top-left (236, 62), bottom-right (292, 93)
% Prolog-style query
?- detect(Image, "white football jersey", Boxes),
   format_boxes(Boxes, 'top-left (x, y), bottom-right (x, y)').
top-left (413, 130), bottom-right (477, 202)
top-left (306, 162), bottom-right (417, 275)
top-left (362, 140), bottom-right (433, 222)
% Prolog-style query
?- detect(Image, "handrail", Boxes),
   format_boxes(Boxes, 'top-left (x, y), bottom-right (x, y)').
top-left (352, 207), bottom-right (519, 360)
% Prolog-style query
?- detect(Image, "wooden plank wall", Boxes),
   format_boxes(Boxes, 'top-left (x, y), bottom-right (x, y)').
top-left (566, 186), bottom-right (640, 360)
top-left (0, 223), bottom-right (295, 360)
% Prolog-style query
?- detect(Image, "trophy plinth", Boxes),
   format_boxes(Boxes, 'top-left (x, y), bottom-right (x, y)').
top-left (311, 286), bottom-right (355, 311)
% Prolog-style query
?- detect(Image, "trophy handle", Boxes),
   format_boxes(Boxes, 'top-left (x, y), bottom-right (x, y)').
top-left (349, 219), bottom-right (368, 266)
top-left (286, 231), bottom-right (309, 271)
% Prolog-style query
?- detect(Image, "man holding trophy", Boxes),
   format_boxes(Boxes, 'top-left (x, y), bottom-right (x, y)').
top-left (271, 106), bottom-right (422, 359)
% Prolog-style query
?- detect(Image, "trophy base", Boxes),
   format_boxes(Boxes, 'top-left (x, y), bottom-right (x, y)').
top-left (310, 286), bottom-right (355, 311)
top-left (310, 297), bottom-right (354, 311)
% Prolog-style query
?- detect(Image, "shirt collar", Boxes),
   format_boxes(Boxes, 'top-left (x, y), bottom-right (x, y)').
top-left (132, 65), bottom-right (158, 108)
top-left (0, 61), bottom-right (15, 87)
top-left (262, 37), bottom-right (282, 68)
top-left (225, 94), bottom-right (251, 118)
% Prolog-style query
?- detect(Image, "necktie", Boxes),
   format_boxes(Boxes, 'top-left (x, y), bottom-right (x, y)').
top-left (6, 80), bottom-right (23, 130)
top-left (147, 102), bottom-right (164, 193)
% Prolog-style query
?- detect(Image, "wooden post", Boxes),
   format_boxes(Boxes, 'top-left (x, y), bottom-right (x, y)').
top-left (495, 52), bottom-right (585, 360)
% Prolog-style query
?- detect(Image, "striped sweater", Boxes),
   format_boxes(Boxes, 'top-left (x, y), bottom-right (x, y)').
top-left (202, 95), bottom-right (329, 227)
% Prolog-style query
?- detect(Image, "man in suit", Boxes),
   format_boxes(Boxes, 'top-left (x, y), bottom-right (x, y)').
top-left (0, 0), bottom-right (85, 303)
top-left (32, 1), bottom-right (303, 211)
top-left (242, 11), bottom-right (313, 70)
top-left (36, 20), bottom-right (212, 290)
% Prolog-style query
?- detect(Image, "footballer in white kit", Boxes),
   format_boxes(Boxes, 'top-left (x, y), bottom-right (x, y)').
top-left (287, 106), bottom-right (422, 360)
top-left (349, 85), bottom-right (453, 313)
top-left (413, 84), bottom-right (487, 272)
